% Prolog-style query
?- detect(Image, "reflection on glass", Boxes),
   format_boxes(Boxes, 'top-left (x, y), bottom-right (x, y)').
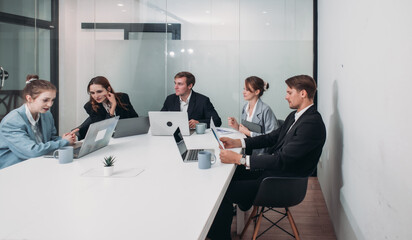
top-left (0, 22), bottom-right (49, 90)
top-left (0, 0), bottom-right (52, 21)
top-left (85, 0), bottom-right (313, 124)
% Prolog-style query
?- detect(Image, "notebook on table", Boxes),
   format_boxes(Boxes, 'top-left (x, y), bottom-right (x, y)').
top-left (173, 127), bottom-right (214, 162)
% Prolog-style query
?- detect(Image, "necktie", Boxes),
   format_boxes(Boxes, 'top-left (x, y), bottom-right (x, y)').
top-left (286, 118), bottom-right (296, 133)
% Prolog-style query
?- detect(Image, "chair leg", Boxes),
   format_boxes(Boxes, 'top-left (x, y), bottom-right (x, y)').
top-left (286, 207), bottom-right (301, 240)
top-left (240, 206), bottom-right (258, 239)
top-left (252, 207), bottom-right (264, 240)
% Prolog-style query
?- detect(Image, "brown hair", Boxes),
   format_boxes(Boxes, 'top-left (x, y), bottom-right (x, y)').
top-left (174, 71), bottom-right (195, 87)
top-left (244, 76), bottom-right (269, 97)
top-left (285, 75), bottom-right (317, 100)
top-left (26, 74), bottom-right (39, 82)
top-left (87, 76), bottom-right (128, 112)
top-left (23, 79), bottom-right (56, 101)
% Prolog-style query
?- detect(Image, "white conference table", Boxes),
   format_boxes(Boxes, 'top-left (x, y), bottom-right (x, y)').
top-left (0, 128), bottom-right (243, 240)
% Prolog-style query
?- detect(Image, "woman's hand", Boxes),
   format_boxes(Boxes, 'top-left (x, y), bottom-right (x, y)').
top-left (106, 92), bottom-right (117, 105)
top-left (106, 92), bottom-right (117, 116)
top-left (239, 124), bottom-right (251, 137)
top-left (62, 131), bottom-right (77, 145)
top-left (228, 117), bottom-right (239, 130)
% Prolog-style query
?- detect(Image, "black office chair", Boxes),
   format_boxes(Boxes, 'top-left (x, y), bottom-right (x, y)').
top-left (277, 119), bottom-right (285, 127)
top-left (240, 176), bottom-right (309, 240)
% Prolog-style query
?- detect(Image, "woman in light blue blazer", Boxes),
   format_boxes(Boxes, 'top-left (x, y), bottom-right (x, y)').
top-left (228, 76), bottom-right (279, 155)
top-left (0, 78), bottom-right (76, 169)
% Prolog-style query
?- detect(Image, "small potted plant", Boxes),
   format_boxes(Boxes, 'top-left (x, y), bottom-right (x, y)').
top-left (103, 155), bottom-right (116, 176)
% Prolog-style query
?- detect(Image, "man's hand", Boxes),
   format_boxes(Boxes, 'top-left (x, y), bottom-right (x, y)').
top-left (220, 149), bottom-right (242, 164)
top-left (219, 137), bottom-right (242, 149)
top-left (189, 119), bottom-right (200, 129)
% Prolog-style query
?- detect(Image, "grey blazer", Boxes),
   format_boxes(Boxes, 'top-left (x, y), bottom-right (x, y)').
top-left (0, 105), bottom-right (68, 169)
top-left (241, 99), bottom-right (279, 155)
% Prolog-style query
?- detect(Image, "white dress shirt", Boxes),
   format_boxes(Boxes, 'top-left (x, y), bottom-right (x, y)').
top-left (25, 104), bottom-right (43, 144)
top-left (179, 90), bottom-right (192, 112)
top-left (245, 99), bottom-right (259, 122)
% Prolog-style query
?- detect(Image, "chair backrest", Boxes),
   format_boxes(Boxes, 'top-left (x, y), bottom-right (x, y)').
top-left (277, 119), bottom-right (285, 127)
top-left (253, 176), bottom-right (308, 208)
top-left (0, 90), bottom-right (24, 122)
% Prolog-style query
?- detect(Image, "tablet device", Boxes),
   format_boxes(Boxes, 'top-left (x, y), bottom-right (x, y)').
top-left (241, 119), bottom-right (262, 133)
top-left (210, 117), bottom-right (225, 149)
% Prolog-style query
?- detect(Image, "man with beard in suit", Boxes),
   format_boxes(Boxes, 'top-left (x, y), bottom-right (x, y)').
top-left (207, 75), bottom-right (326, 239)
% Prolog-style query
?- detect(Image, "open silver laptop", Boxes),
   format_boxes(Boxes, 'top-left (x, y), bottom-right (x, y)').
top-left (73, 116), bottom-right (119, 158)
top-left (148, 111), bottom-right (190, 136)
top-left (112, 117), bottom-right (150, 138)
top-left (173, 127), bottom-right (214, 162)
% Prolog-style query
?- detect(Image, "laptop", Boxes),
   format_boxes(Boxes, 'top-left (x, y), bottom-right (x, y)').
top-left (148, 111), bottom-right (190, 136)
top-left (173, 127), bottom-right (214, 162)
top-left (44, 117), bottom-right (119, 158)
top-left (112, 117), bottom-right (150, 138)
top-left (241, 119), bottom-right (262, 133)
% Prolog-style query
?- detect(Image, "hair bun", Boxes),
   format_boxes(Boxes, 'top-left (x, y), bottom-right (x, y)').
top-left (263, 81), bottom-right (269, 91)
top-left (25, 78), bottom-right (38, 84)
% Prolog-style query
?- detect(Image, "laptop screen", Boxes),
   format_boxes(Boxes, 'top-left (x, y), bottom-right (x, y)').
top-left (173, 127), bottom-right (188, 157)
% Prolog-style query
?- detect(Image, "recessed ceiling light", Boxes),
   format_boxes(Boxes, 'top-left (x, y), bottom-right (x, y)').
top-left (117, 3), bottom-right (124, 7)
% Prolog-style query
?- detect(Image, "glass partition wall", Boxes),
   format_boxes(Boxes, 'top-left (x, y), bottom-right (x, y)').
top-left (0, 0), bottom-right (57, 123)
top-left (77, 0), bottom-right (314, 126)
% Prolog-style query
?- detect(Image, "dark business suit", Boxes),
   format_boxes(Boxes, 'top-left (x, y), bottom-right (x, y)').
top-left (208, 105), bottom-right (326, 239)
top-left (78, 93), bottom-right (138, 140)
top-left (161, 90), bottom-right (222, 127)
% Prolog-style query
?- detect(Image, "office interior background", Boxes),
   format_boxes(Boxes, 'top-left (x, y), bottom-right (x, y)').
top-left (1, 0), bottom-right (411, 239)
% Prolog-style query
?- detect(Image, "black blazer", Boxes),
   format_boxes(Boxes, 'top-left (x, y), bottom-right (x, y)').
top-left (78, 93), bottom-right (138, 140)
top-left (244, 105), bottom-right (326, 178)
top-left (161, 90), bottom-right (222, 127)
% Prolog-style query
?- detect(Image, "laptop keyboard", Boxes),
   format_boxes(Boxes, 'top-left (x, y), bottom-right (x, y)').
top-left (185, 149), bottom-right (204, 161)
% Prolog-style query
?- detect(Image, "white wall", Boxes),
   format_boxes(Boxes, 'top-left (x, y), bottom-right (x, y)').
top-left (59, 0), bottom-right (313, 133)
top-left (317, 1), bottom-right (412, 239)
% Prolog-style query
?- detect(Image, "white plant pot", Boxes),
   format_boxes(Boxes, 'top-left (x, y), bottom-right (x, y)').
top-left (104, 166), bottom-right (114, 176)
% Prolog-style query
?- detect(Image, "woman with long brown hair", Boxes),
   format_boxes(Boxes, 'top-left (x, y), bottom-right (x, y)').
top-left (77, 76), bottom-right (138, 139)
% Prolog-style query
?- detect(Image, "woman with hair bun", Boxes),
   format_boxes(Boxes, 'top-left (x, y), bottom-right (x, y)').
top-left (228, 76), bottom-right (279, 155)
top-left (0, 78), bottom-right (76, 169)
top-left (76, 76), bottom-right (138, 140)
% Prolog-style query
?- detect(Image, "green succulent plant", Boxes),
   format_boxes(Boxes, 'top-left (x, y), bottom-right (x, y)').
top-left (103, 156), bottom-right (116, 167)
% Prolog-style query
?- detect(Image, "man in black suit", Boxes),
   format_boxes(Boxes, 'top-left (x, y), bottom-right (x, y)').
top-left (207, 75), bottom-right (326, 239)
top-left (161, 71), bottom-right (222, 128)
